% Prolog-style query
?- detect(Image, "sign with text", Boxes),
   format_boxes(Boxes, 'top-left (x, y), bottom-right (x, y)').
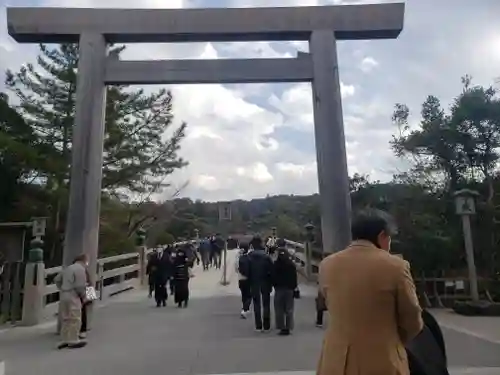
top-left (31, 217), bottom-right (47, 237)
top-left (218, 202), bottom-right (232, 221)
top-left (455, 196), bottom-right (476, 215)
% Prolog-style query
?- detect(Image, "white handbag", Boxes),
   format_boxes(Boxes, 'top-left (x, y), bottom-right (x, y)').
top-left (85, 286), bottom-right (98, 302)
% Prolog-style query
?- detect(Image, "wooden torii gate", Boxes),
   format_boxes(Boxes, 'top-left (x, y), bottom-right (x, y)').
top-left (7, 3), bottom-right (405, 278)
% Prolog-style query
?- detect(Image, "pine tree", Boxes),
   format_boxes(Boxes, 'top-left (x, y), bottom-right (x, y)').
top-left (6, 44), bottom-right (188, 260)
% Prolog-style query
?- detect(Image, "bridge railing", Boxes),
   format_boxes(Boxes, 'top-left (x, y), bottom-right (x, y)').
top-left (281, 238), bottom-right (321, 282)
top-left (278, 231), bottom-right (498, 307)
top-left (19, 238), bottom-right (196, 327)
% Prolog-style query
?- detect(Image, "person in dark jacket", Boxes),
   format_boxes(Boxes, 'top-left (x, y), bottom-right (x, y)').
top-left (272, 248), bottom-right (297, 335)
top-left (199, 237), bottom-right (212, 270)
top-left (182, 243), bottom-right (198, 268)
top-left (146, 250), bottom-right (160, 298)
top-left (236, 243), bottom-right (252, 318)
top-left (209, 235), bottom-right (218, 268)
top-left (247, 236), bottom-right (274, 332)
top-left (212, 234), bottom-right (224, 269)
top-left (162, 245), bottom-right (176, 295)
top-left (249, 235), bottom-right (262, 251)
top-left (152, 249), bottom-right (172, 307)
top-left (173, 249), bottom-right (191, 308)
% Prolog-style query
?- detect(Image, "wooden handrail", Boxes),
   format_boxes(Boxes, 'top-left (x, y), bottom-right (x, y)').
top-left (42, 240), bottom-right (193, 301)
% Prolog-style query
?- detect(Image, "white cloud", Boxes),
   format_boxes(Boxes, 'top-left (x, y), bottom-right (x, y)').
top-left (194, 174), bottom-right (220, 191)
top-left (236, 162), bottom-right (274, 183)
top-left (360, 56), bottom-right (379, 73)
top-left (276, 162), bottom-right (316, 177)
top-left (3, 0), bottom-right (500, 202)
top-left (341, 82), bottom-right (356, 97)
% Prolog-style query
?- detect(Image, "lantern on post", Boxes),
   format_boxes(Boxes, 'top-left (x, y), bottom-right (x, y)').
top-left (136, 228), bottom-right (148, 287)
top-left (28, 237), bottom-right (44, 263)
top-left (453, 189), bottom-right (480, 302)
top-left (304, 223), bottom-right (315, 280)
top-left (136, 228), bottom-right (146, 246)
top-left (31, 217), bottom-right (47, 240)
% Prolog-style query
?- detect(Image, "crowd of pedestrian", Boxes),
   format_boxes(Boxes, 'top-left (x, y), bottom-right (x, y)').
top-left (198, 234), bottom-right (225, 270)
top-left (53, 241), bottom-right (200, 350)
top-left (146, 243), bottom-right (198, 308)
top-left (236, 235), bottom-right (299, 336)
top-left (52, 210), bottom-right (452, 375)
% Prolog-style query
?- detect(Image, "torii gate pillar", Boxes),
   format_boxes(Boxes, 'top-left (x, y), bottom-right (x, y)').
top-left (62, 33), bottom-right (108, 274)
top-left (310, 30), bottom-right (352, 253)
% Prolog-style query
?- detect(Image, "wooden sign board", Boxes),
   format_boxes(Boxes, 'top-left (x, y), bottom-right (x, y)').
top-left (31, 217), bottom-right (47, 237)
top-left (218, 202), bottom-right (232, 221)
top-left (455, 196), bottom-right (476, 215)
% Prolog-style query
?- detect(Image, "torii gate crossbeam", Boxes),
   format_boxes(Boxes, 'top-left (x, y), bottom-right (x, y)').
top-left (7, 3), bottom-right (405, 275)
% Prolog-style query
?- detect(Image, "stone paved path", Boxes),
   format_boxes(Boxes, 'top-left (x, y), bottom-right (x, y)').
top-left (0, 249), bottom-right (499, 375)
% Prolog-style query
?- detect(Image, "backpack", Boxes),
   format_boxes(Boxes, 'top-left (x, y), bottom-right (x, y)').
top-left (238, 254), bottom-right (250, 278)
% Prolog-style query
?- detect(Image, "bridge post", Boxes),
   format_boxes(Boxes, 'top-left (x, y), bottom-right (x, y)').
top-left (62, 32), bottom-right (108, 281)
top-left (310, 30), bottom-right (352, 254)
top-left (136, 228), bottom-right (148, 287)
top-left (21, 238), bottom-right (46, 326)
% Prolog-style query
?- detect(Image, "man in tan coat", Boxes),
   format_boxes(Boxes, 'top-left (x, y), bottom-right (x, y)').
top-left (317, 210), bottom-right (423, 375)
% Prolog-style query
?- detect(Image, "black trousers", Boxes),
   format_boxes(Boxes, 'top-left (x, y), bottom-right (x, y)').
top-left (80, 303), bottom-right (88, 333)
top-left (201, 252), bottom-right (210, 269)
top-left (154, 282), bottom-right (168, 305)
top-left (316, 310), bottom-right (324, 326)
top-left (274, 288), bottom-right (294, 331)
top-left (213, 252), bottom-right (222, 269)
top-left (238, 279), bottom-right (252, 312)
top-left (251, 283), bottom-right (271, 330)
top-left (174, 279), bottom-right (190, 305)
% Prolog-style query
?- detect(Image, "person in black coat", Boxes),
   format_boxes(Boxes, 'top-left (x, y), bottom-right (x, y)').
top-left (247, 236), bottom-right (274, 332)
top-left (152, 250), bottom-right (172, 307)
top-left (272, 248), bottom-right (298, 335)
top-left (173, 249), bottom-right (191, 308)
top-left (146, 250), bottom-right (160, 298)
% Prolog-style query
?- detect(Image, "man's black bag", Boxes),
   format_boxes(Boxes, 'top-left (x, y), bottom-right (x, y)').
top-left (406, 310), bottom-right (449, 375)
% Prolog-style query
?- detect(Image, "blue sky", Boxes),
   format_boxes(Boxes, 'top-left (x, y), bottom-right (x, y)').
top-left (1, 0), bottom-right (500, 201)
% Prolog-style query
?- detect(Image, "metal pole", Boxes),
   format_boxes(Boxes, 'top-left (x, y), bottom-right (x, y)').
top-left (461, 214), bottom-right (480, 302)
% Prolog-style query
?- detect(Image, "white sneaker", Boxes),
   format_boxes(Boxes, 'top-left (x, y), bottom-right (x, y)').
top-left (240, 310), bottom-right (247, 319)
top-left (79, 332), bottom-right (87, 339)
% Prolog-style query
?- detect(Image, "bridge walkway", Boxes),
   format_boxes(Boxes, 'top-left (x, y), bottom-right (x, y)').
top-left (1, 249), bottom-right (499, 375)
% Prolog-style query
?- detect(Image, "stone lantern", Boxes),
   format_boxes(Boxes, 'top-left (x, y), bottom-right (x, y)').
top-left (453, 189), bottom-right (480, 302)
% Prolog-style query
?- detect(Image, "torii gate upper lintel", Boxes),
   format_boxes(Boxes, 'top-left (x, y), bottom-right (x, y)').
top-left (6, 3), bottom-right (405, 274)
top-left (8, 4), bottom-right (404, 43)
